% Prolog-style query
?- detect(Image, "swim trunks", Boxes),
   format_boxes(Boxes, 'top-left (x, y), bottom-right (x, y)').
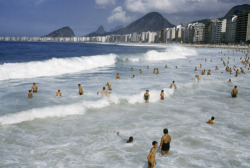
top-left (161, 96), bottom-right (164, 100)
top-left (231, 93), bottom-right (237, 98)
top-left (161, 142), bottom-right (170, 151)
top-left (148, 161), bottom-right (153, 168)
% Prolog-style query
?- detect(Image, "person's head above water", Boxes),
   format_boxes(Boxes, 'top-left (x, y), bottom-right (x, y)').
top-left (163, 128), bottom-right (168, 134)
top-left (127, 136), bottom-right (134, 143)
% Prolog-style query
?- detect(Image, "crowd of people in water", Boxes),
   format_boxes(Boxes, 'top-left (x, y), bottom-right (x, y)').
top-left (27, 48), bottom-right (249, 168)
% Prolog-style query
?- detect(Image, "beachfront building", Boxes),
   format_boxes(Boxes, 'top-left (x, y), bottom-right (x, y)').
top-left (176, 25), bottom-right (185, 43)
top-left (225, 16), bottom-right (237, 43)
top-left (235, 12), bottom-right (250, 43)
top-left (187, 22), bottom-right (205, 43)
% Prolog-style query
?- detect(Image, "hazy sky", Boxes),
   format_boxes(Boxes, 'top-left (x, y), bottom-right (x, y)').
top-left (0, 0), bottom-right (248, 37)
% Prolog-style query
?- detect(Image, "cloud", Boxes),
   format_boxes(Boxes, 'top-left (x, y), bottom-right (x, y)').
top-left (107, 6), bottom-right (134, 24)
top-left (124, 0), bottom-right (245, 14)
top-left (95, 0), bottom-right (116, 8)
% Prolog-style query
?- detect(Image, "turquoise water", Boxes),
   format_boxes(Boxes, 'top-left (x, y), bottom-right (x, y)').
top-left (0, 42), bottom-right (249, 167)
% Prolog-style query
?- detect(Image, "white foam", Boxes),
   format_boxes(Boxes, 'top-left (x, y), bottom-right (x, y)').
top-left (145, 45), bottom-right (198, 61)
top-left (0, 54), bottom-right (117, 81)
top-left (0, 103), bottom-right (85, 125)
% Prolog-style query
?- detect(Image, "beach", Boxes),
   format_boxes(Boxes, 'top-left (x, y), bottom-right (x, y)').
top-left (0, 42), bottom-right (249, 168)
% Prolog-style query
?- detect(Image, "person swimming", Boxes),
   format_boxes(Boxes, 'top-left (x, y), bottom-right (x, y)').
top-left (207, 116), bottom-right (215, 124)
top-left (127, 136), bottom-right (134, 143)
top-left (28, 90), bottom-right (33, 98)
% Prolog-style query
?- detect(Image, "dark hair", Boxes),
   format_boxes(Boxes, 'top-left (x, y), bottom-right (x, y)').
top-left (234, 86), bottom-right (237, 88)
top-left (161, 90), bottom-right (164, 92)
top-left (29, 90), bottom-right (31, 92)
top-left (103, 87), bottom-right (105, 90)
top-left (173, 81), bottom-right (175, 83)
top-left (78, 84), bottom-right (81, 86)
top-left (58, 90), bottom-right (60, 92)
top-left (127, 136), bottom-right (134, 143)
top-left (163, 128), bottom-right (168, 134)
top-left (152, 141), bottom-right (158, 145)
top-left (211, 116), bottom-right (215, 120)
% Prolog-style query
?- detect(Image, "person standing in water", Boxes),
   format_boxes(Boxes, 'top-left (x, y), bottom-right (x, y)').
top-left (105, 82), bottom-right (112, 90)
top-left (139, 69), bottom-right (143, 74)
top-left (78, 84), bottom-right (83, 95)
top-left (147, 141), bottom-right (158, 168)
top-left (97, 87), bottom-right (111, 96)
top-left (170, 81), bottom-right (177, 89)
top-left (56, 90), bottom-right (62, 96)
top-left (207, 116), bottom-right (215, 124)
top-left (116, 73), bottom-right (120, 79)
top-left (144, 90), bottom-right (150, 103)
top-left (159, 128), bottom-right (171, 155)
top-left (160, 90), bottom-right (164, 100)
top-left (231, 86), bottom-right (238, 98)
top-left (28, 90), bottom-right (33, 98)
top-left (31, 83), bottom-right (38, 92)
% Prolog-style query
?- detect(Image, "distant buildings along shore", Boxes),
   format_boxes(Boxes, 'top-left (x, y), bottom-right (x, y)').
top-left (1, 12), bottom-right (250, 45)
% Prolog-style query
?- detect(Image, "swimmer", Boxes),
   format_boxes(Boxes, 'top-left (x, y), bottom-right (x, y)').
top-left (195, 75), bottom-right (201, 82)
top-left (144, 90), bottom-right (150, 103)
top-left (207, 70), bottom-right (211, 76)
top-left (195, 67), bottom-right (197, 72)
top-left (139, 69), bottom-right (142, 74)
top-left (156, 68), bottom-right (159, 74)
top-left (228, 79), bottom-right (232, 83)
top-left (147, 65), bottom-right (149, 69)
top-left (240, 68), bottom-right (246, 74)
top-left (147, 141), bottom-right (158, 168)
top-left (170, 81), bottom-right (177, 89)
top-left (159, 128), bottom-right (171, 155)
top-left (153, 68), bottom-right (156, 74)
top-left (175, 66), bottom-right (178, 69)
top-left (31, 83), bottom-right (38, 92)
top-left (28, 90), bottom-right (33, 98)
top-left (164, 64), bottom-right (168, 68)
top-left (105, 82), bottom-right (112, 90)
top-left (215, 66), bottom-right (218, 70)
top-left (116, 73), bottom-right (120, 79)
top-left (130, 67), bottom-right (134, 71)
top-left (160, 90), bottom-right (164, 100)
top-left (207, 116), bottom-right (215, 124)
top-left (127, 136), bottom-right (134, 143)
top-left (231, 86), bottom-right (238, 98)
top-left (130, 75), bottom-right (135, 79)
top-left (201, 69), bottom-right (205, 75)
top-left (200, 64), bottom-right (202, 68)
top-left (97, 87), bottom-right (111, 96)
top-left (78, 84), bottom-right (83, 95)
top-left (56, 90), bottom-right (62, 96)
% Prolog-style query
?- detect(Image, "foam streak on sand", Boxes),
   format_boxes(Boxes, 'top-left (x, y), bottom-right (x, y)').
top-left (0, 54), bottom-right (117, 81)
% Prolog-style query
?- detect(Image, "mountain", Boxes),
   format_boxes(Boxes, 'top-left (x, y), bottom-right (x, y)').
top-left (109, 25), bottom-right (124, 32)
top-left (191, 4), bottom-right (250, 24)
top-left (115, 12), bottom-right (175, 35)
top-left (85, 25), bottom-right (107, 37)
top-left (44, 26), bottom-right (75, 37)
top-left (223, 4), bottom-right (250, 19)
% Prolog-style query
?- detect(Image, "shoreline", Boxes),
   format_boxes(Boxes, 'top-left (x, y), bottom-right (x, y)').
top-left (1, 40), bottom-right (249, 50)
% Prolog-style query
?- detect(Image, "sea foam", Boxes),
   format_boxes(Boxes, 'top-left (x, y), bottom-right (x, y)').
top-left (0, 54), bottom-right (117, 81)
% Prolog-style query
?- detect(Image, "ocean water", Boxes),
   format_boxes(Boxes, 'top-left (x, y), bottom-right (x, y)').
top-left (0, 41), bottom-right (249, 168)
